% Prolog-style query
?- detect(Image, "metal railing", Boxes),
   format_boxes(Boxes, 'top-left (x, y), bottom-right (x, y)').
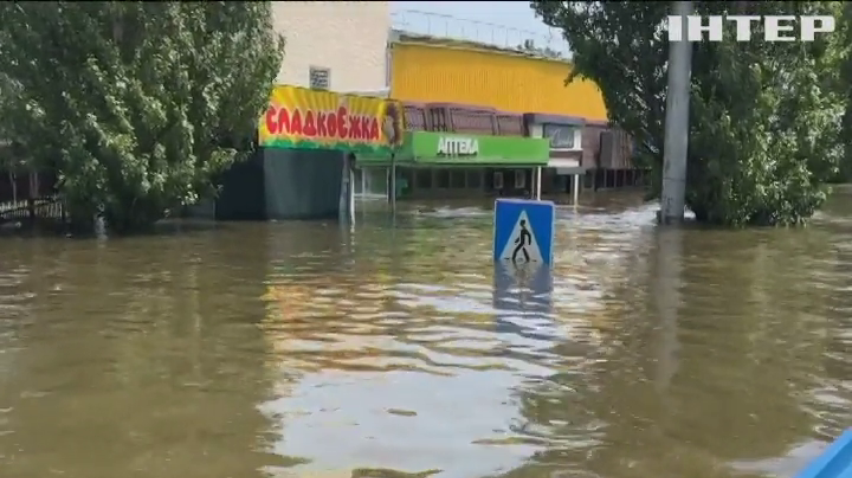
top-left (391, 9), bottom-right (571, 58)
top-left (0, 196), bottom-right (65, 224)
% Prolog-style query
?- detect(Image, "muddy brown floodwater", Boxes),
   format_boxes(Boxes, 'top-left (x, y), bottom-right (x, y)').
top-left (1, 190), bottom-right (851, 478)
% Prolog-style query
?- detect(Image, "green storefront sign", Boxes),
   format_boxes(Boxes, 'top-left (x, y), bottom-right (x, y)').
top-left (357, 131), bottom-right (549, 167)
top-left (409, 131), bottom-right (549, 166)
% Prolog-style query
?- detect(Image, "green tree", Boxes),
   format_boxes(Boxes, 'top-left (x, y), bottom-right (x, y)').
top-left (0, 2), bottom-right (284, 233)
top-left (0, 75), bottom-right (25, 206)
top-left (835, 4), bottom-right (852, 183)
top-left (532, 1), bottom-right (844, 226)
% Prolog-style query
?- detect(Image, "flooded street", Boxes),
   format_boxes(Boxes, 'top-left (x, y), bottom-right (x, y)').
top-left (1, 190), bottom-right (852, 478)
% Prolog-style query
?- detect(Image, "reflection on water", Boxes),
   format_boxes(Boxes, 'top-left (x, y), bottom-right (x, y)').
top-left (0, 190), bottom-right (851, 477)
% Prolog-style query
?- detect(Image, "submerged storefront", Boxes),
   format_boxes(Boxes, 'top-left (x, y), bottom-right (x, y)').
top-left (357, 131), bottom-right (550, 200)
top-left (216, 85), bottom-right (403, 220)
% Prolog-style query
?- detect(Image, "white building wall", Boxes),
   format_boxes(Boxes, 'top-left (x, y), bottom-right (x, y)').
top-left (270, 1), bottom-right (390, 93)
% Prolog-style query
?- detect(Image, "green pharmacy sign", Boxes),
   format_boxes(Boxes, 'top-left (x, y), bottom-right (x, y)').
top-left (409, 131), bottom-right (549, 166)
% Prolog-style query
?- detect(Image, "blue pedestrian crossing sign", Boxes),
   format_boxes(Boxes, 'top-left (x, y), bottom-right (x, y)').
top-left (493, 199), bottom-right (556, 266)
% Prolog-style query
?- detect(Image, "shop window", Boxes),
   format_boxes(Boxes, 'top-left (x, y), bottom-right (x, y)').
top-left (515, 170), bottom-right (526, 189)
top-left (415, 169), bottom-right (433, 189)
top-left (450, 170), bottom-right (466, 189)
top-left (493, 171), bottom-right (504, 190)
top-left (365, 168), bottom-right (388, 196)
top-left (436, 169), bottom-right (451, 188)
top-left (467, 170), bottom-right (483, 189)
top-left (543, 124), bottom-right (578, 150)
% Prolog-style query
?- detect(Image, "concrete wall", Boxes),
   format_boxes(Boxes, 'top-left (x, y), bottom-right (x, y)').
top-left (390, 41), bottom-right (608, 121)
top-left (271, 1), bottom-right (390, 92)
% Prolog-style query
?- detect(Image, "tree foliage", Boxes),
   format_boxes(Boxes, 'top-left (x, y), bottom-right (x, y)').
top-left (532, 1), bottom-right (845, 226)
top-left (836, 4), bottom-right (852, 183)
top-left (0, 2), bottom-right (284, 232)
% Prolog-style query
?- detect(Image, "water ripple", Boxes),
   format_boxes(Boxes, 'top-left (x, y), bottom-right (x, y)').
top-left (0, 193), bottom-right (850, 477)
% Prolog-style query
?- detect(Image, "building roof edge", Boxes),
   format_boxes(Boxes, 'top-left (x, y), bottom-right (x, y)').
top-left (389, 29), bottom-right (572, 64)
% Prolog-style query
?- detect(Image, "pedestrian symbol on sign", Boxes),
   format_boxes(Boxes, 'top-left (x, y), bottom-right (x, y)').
top-left (512, 219), bottom-right (532, 263)
top-left (499, 210), bottom-right (543, 264)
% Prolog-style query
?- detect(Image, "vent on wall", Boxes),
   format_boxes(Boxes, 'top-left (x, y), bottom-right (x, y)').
top-left (309, 66), bottom-right (330, 90)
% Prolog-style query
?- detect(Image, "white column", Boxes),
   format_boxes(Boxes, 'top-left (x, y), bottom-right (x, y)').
top-left (348, 164), bottom-right (355, 224)
top-left (534, 167), bottom-right (542, 200)
top-left (389, 156), bottom-right (397, 213)
top-left (572, 174), bottom-right (580, 207)
top-left (339, 153), bottom-right (354, 224)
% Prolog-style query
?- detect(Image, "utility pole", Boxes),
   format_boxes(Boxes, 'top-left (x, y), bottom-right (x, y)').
top-left (659, 1), bottom-right (693, 224)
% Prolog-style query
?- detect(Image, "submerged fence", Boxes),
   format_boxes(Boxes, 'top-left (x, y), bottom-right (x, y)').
top-left (0, 171), bottom-right (64, 225)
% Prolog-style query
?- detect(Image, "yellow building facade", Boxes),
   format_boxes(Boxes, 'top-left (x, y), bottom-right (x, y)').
top-left (389, 37), bottom-right (608, 121)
